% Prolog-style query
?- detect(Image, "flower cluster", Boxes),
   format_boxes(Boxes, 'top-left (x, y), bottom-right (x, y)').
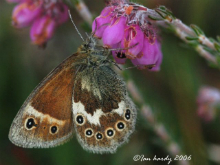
top-left (92, 0), bottom-right (163, 71)
top-left (197, 86), bottom-right (220, 122)
top-left (8, 0), bottom-right (68, 46)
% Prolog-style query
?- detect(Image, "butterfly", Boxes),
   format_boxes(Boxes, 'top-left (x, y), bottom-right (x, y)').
top-left (8, 32), bottom-right (137, 153)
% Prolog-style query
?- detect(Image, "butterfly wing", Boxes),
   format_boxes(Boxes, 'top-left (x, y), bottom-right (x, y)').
top-left (9, 53), bottom-right (81, 148)
top-left (72, 66), bottom-right (137, 153)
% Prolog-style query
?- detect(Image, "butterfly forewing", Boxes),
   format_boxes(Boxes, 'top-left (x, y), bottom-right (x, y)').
top-left (9, 53), bottom-right (82, 148)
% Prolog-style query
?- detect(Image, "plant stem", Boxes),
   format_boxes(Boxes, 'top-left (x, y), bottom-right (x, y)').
top-left (70, 0), bottom-right (93, 25)
top-left (127, 80), bottom-right (189, 165)
top-left (144, 7), bottom-right (220, 66)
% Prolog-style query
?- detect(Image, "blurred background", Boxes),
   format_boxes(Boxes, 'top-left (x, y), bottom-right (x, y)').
top-left (1, 0), bottom-right (220, 165)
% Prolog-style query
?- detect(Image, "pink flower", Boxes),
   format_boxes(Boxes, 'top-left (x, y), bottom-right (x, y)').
top-left (92, 1), bottom-right (163, 71)
top-left (197, 87), bottom-right (220, 122)
top-left (102, 16), bottom-right (127, 48)
top-left (30, 15), bottom-right (56, 46)
top-left (53, 3), bottom-right (69, 25)
top-left (92, 7), bottom-right (114, 38)
top-left (151, 41), bottom-right (163, 71)
top-left (8, 0), bottom-right (69, 46)
top-left (111, 42), bottom-right (127, 64)
top-left (123, 25), bottom-right (144, 59)
top-left (132, 38), bottom-right (163, 71)
top-left (12, 1), bottom-right (42, 28)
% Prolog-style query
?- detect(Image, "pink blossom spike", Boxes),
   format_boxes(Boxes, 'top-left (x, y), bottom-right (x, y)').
top-left (12, 1), bottom-right (42, 28)
top-left (102, 16), bottom-right (127, 48)
top-left (30, 16), bottom-right (56, 46)
top-left (91, 1), bottom-right (164, 70)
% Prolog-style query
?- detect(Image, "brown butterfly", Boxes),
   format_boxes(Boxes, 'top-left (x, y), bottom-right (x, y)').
top-left (8, 27), bottom-right (137, 153)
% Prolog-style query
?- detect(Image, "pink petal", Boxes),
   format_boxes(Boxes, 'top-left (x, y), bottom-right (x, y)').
top-left (131, 38), bottom-right (163, 71)
top-left (92, 7), bottom-right (113, 38)
top-left (124, 25), bottom-right (144, 59)
top-left (12, 1), bottom-right (42, 28)
top-left (150, 41), bottom-right (163, 71)
top-left (102, 16), bottom-right (127, 48)
top-left (30, 16), bottom-right (56, 46)
top-left (138, 38), bottom-right (157, 64)
top-left (55, 3), bottom-right (69, 25)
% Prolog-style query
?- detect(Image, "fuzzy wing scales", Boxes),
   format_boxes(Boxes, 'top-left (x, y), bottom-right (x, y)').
top-left (72, 65), bottom-right (137, 153)
top-left (9, 53), bottom-right (82, 148)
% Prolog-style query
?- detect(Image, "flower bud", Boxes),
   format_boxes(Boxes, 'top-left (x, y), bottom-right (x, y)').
top-left (197, 87), bottom-right (220, 122)
top-left (132, 39), bottom-right (162, 71)
top-left (12, 1), bottom-right (42, 28)
top-left (102, 16), bottom-right (127, 48)
top-left (30, 16), bottom-right (56, 46)
top-left (92, 7), bottom-right (114, 38)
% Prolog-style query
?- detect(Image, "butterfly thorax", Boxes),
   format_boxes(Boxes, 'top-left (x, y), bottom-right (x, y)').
top-left (72, 41), bottom-right (127, 116)
top-left (77, 41), bottom-right (110, 68)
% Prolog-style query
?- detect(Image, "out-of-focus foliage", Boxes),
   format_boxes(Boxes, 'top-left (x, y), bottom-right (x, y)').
top-left (0, 0), bottom-right (220, 165)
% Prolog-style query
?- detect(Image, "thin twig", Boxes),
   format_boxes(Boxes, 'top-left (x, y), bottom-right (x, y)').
top-left (72, 1), bottom-right (219, 66)
top-left (115, 63), bottom-right (189, 165)
top-left (127, 80), bottom-right (189, 165)
top-left (73, 0), bottom-right (93, 25)
top-left (144, 7), bottom-right (219, 66)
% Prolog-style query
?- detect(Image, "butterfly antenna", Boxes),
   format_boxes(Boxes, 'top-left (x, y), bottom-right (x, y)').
top-left (68, 10), bottom-right (85, 42)
top-left (85, 32), bottom-right (91, 43)
top-left (85, 32), bottom-right (96, 44)
top-left (85, 32), bottom-right (90, 38)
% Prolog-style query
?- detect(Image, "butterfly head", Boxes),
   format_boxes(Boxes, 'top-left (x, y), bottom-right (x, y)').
top-left (78, 35), bottom-right (109, 67)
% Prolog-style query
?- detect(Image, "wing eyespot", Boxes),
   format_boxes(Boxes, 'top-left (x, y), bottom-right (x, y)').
top-left (25, 118), bottom-right (37, 130)
top-left (115, 121), bottom-right (126, 132)
top-left (75, 114), bottom-right (86, 126)
top-left (124, 109), bottom-right (131, 121)
top-left (50, 126), bottom-right (58, 134)
top-left (85, 128), bottom-right (93, 137)
top-left (105, 128), bottom-right (115, 138)
top-left (95, 132), bottom-right (103, 140)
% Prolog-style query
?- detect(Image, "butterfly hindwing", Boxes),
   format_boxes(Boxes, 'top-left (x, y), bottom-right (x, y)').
top-left (9, 53), bottom-right (83, 148)
top-left (72, 65), bottom-right (137, 153)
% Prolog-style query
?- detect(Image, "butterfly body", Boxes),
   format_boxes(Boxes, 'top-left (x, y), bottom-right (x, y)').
top-left (9, 37), bottom-right (137, 153)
